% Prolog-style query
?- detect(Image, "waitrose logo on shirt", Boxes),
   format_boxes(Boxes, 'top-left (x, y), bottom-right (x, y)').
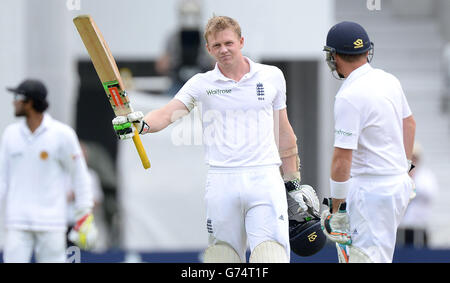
top-left (335, 129), bottom-right (353, 136)
top-left (206, 88), bottom-right (232, 95)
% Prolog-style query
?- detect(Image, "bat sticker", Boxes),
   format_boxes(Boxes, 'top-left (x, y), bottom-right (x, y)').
top-left (103, 80), bottom-right (130, 109)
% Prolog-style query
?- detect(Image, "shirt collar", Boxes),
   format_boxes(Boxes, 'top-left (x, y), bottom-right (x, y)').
top-left (39, 113), bottom-right (51, 132)
top-left (340, 63), bottom-right (373, 90)
top-left (20, 113), bottom-right (51, 137)
top-left (212, 56), bottom-right (260, 82)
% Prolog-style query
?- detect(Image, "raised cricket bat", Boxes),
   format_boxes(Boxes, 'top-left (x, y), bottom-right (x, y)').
top-left (73, 15), bottom-right (150, 169)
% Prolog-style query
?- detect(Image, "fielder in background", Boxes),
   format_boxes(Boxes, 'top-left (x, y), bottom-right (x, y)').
top-left (0, 79), bottom-right (97, 263)
top-left (113, 16), bottom-right (321, 263)
top-left (397, 142), bottom-right (439, 248)
top-left (320, 22), bottom-right (416, 263)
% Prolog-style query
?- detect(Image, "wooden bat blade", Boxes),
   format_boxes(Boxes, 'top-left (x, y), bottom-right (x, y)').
top-left (74, 15), bottom-right (121, 87)
top-left (73, 15), bottom-right (150, 169)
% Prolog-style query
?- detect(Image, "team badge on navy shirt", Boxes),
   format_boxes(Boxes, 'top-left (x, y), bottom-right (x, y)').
top-left (256, 82), bottom-right (265, 101)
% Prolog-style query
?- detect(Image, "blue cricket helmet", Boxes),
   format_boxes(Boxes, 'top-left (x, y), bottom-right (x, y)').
top-left (324, 21), bottom-right (373, 55)
top-left (289, 217), bottom-right (326, 257)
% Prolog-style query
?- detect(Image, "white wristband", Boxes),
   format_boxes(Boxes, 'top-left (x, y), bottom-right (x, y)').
top-left (330, 178), bottom-right (351, 199)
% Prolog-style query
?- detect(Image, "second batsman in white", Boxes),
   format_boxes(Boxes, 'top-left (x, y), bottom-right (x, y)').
top-left (113, 16), bottom-right (319, 263)
top-left (321, 22), bottom-right (416, 263)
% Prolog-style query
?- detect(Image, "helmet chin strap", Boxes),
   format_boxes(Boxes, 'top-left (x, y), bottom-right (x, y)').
top-left (367, 42), bottom-right (374, 63)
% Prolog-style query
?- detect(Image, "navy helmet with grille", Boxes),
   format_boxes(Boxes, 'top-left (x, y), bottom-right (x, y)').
top-left (324, 21), bottom-right (373, 55)
top-left (289, 217), bottom-right (327, 257)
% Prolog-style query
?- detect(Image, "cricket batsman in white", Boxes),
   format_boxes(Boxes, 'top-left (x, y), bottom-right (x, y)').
top-left (321, 21), bottom-right (416, 263)
top-left (112, 16), bottom-right (320, 263)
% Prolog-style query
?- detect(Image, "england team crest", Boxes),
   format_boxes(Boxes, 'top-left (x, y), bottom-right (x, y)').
top-left (256, 82), bottom-right (265, 101)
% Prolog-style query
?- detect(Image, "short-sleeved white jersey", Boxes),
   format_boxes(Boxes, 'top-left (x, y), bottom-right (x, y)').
top-left (334, 63), bottom-right (412, 176)
top-left (175, 57), bottom-right (287, 167)
top-left (0, 114), bottom-right (93, 231)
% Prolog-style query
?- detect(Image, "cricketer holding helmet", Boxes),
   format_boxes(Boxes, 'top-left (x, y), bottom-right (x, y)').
top-left (112, 15), bottom-right (320, 262)
top-left (321, 21), bottom-right (416, 263)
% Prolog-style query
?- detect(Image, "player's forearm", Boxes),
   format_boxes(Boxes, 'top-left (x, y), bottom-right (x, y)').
top-left (403, 115), bottom-right (416, 160)
top-left (143, 109), bottom-right (173, 133)
top-left (0, 142), bottom-right (8, 204)
top-left (329, 180), bottom-right (349, 213)
top-left (276, 108), bottom-right (298, 177)
top-left (143, 99), bottom-right (190, 133)
top-left (73, 185), bottom-right (94, 213)
top-left (280, 155), bottom-right (298, 174)
top-left (71, 158), bottom-right (94, 212)
top-left (331, 159), bottom-right (351, 182)
top-left (278, 129), bottom-right (299, 179)
top-left (330, 148), bottom-right (352, 212)
top-left (331, 148), bottom-right (352, 182)
top-left (0, 161), bottom-right (7, 205)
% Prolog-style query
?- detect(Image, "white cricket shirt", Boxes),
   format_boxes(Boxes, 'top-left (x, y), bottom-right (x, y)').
top-left (0, 114), bottom-right (93, 231)
top-left (175, 57), bottom-right (287, 167)
top-left (334, 63), bottom-right (412, 176)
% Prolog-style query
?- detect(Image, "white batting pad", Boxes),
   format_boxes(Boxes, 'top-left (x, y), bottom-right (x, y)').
top-left (249, 241), bottom-right (288, 263)
top-left (203, 243), bottom-right (242, 263)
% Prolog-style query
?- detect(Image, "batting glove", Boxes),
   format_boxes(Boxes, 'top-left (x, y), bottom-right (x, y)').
top-left (285, 180), bottom-right (320, 219)
top-left (112, 111), bottom-right (150, 140)
top-left (112, 116), bottom-right (134, 140)
top-left (127, 111), bottom-right (150, 134)
top-left (68, 212), bottom-right (98, 250)
top-left (320, 198), bottom-right (352, 245)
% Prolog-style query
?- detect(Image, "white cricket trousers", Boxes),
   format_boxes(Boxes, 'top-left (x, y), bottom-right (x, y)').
top-left (3, 229), bottom-right (67, 263)
top-left (204, 165), bottom-right (290, 262)
top-left (347, 173), bottom-right (413, 263)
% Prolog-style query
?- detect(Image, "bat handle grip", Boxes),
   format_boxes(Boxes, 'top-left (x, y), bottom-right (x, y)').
top-left (132, 125), bottom-right (151, 169)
